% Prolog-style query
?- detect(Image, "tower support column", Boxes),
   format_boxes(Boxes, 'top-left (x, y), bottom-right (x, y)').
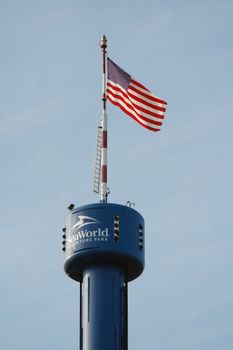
top-left (81, 264), bottom-right (127, 350)
top-left (63, 202), bottom-right (144, 350)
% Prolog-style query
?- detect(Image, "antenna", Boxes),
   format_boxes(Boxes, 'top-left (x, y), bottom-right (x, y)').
top-left (100, 34), bottom-right (108, 202)
top-left (92, 35), bottom-right (108, 202)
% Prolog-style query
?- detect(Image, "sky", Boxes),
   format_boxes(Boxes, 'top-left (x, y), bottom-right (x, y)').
top-left (1, 0), bottom-right (233, 349)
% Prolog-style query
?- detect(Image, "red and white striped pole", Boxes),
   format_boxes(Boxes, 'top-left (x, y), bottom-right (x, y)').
top-left (100, 34), bottom-right (108, 202)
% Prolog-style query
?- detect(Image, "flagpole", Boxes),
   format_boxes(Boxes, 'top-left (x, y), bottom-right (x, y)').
top-left (100, 34), bottom-right (108, 203)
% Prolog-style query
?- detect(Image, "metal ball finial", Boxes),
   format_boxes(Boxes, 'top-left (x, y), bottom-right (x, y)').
top-left (100, 34), bottom-right (107, 48)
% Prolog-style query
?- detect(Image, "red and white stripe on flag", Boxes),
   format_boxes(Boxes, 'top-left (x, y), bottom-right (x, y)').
top-left (106, 58), bottom-right (167, 132)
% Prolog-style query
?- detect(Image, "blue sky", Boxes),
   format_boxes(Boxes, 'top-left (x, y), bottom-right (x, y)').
top-left (1, 1), bottom-right (233, 349)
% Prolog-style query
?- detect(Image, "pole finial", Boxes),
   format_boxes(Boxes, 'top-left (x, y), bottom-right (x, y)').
top-left (100, 34), bottom-right (107, 48)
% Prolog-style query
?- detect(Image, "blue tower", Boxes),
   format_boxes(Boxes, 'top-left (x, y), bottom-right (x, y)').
top-left (62, 35), bottom-right (145, 349)
top-left (63, 202), bottom-right (144, 349)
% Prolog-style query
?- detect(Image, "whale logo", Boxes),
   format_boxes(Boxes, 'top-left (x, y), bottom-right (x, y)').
top-left (72, 215), bottom-right (100, 231)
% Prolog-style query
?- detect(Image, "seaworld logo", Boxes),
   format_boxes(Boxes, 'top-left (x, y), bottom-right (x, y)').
top-left (67, 228), bottom-right (109, 246)
top-left (72, 215), bottom-right (100, 231)
top-left (67, 215), bottom-right (109, 247)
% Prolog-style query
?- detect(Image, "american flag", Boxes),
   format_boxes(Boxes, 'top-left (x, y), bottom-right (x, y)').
top-left (106, 58), bottom-right (167, 132)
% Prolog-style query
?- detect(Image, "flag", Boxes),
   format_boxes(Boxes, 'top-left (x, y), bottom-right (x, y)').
top-left (106, 58), bottom-right (167, 132)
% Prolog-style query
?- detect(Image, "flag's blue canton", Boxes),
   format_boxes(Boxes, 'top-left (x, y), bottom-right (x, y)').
top-left (107, 58), bottom-right (130, 91)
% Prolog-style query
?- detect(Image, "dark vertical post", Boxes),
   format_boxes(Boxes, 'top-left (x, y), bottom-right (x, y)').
top-left (124, 283), bottom-right (128, 350)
